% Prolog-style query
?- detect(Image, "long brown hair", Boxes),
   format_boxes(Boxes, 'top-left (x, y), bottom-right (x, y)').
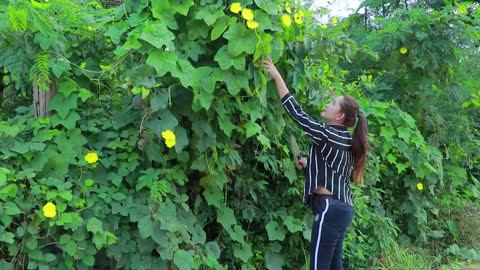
top-left (340, 96), bottom-right (370, 185)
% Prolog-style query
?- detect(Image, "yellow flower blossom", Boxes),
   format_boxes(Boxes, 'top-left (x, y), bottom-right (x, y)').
top-left (230, 3), bottom-right (242, 14)
top-left (246, 20), bottom-right (259, 29)
top-left (400, 47), bottom-right (408, 54)
top-left (457, 6), bottom-right (467, 14)
top-left (161, 130), bottom-right (176, 148)
top-left (84, 152), bottom-right (99, 164)
top-left (416, 183), bottom-right (424, 191)
top-left (242, 8), bottom-right (254, 21)
top-left (42, 202), bottom-right (57, 218)
top-left (285, 2), bottom-right (292, 13)
top-left (294, 13), bottom-right (303, 24)
top-left (331, 17), bottom-right (338, 25)
top-left (282, 15), bottom-right (292, 27)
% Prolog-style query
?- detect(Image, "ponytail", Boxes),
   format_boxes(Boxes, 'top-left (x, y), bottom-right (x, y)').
top-left (351, 113), bottom-right (369, 185)
top-left (340, 96), bottom-right (370, 185)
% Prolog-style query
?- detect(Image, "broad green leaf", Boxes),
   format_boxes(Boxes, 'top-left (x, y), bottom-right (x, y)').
top-left (233, 243), bottom-right (253, 263)
top-left (222, 69), bottom-right (250, 95)
top-left (266, 221), bottom-right (286, 241)
top-left (173, 250), bottom-right (195, 270)
top-left (151, 1), bottom-right (178, 29)
top-left (140, 21), bottom-right (175, 49)
top-left (4, 202), bottom-right (22, 215)
top-left (48, 93), bottom-right (78, 119)
top-left (82, 255), bottom-right (95, 267)
top-left (224, 23), bottom-right (258, 57)
top-left (146, 50), bottom-right (178, 77)
top-left (11, 141), bottom-right (29, 154)
top-left (150, 89), bottom-right (170, 112)
top-left (60, 79), bottom-right (80, 99)
top-left (64, 240), bottom-right (77, 256)
top-left (138, 216), bottom-right (154, 239)
top-left (283, 216), bottom-right (304, 233)
top-left (144, 110), bottom-right (178, 136)
top-left (174, 126), bottom-right (189, 153)
top-left (211, 16), bottom-right (232, 41)
top-left (86, 217), bottom-right (103, 234)
top-left (217, 206), bottom-right (236, 229)
top-left (105, 21), bottom-right (129, 44)
top-left (205, 241), bottom-right (221, 259)
top-left (0, 231), bottom-right (15, 244)
top-left (50, 111), bottom-right (81, 130)
top-left (228, 225), bottom-right (246, 244)
top-left (215, 46), bottom-right (245, 71)
top-left (254, 0), bottom-right (280, 15)
top-left (195, 5), bottom-right (224, 26)
top-left (265, 252), bottom-right (284, 270)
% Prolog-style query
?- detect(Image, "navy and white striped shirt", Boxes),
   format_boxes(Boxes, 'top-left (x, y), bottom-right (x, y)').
top-left (281, 94), bottom-right (354, 207)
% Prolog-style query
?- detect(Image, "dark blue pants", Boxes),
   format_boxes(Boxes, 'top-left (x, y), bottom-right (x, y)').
top-left (310, 194), bottom-right (354, 270)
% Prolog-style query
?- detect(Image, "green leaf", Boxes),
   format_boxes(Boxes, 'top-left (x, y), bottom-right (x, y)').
top-left (174, 126), bottom-right (189, 153)
top-left (50, 111), bottom-right (81, 130)
top-left (447, 220), bottom-right (460, 240)
top-left (105, 21), bottom-right (129, 44)
top-left (64, 240), bottom-right (77, 256)
top-left (48, 93), bottom-right (78, 119)
top-left (233, 243), bottom-right (253, 263)
top-left (92, 233), bottom-right (106, 250)
top-left (145, 110), bottom-right (179, 136)
top-left (195, 5), bottom-right (224, 26)
top-left (222, 69), bottom-right (250, 95)
top-left (224, 23), bottom-right (258, 57)
top-left (49, 58), bottom-right (71, 78)
top-left (138, 216), bottom-right (154, 239)
top-left (266, 221), bottom-right (286, 241)
top-left (0, 231), bottom-right (15, 244)
top-left (82, 255), bottom-right (95, 267)
top-left (205, 241), bottom-right (221, 259)
top-left (265, 252), bottom-right (284, 270)
top-left (283, 216), bottom-right (303, 233)
top-left (58, 190), bottom-right (73, 201)
top-left (4, 202), bottom-right (22, 215)
top-left (173, 250), bottom-right (195, 270)
top-left (217, 206), bottom-right (236, 229)
top-left (254, 0), bottom-right (280, 15)
top-left (140, 21), bottom-right (175, 49)
top-left (86, 217), bottom-right (103, 234)
top-left (151, 1), bottom-right (178, 29)
top-left (211, 16), bottom-right (232, 41)
top-left (146, 50), bottom-right (178, 77)
top-left (215, 46), bottom-right (245, 71)
top-left (150, 89), bottom-right (170, 112)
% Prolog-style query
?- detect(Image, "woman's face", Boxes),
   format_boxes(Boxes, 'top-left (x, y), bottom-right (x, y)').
top-left (321, 96), bottom-right (345, 124)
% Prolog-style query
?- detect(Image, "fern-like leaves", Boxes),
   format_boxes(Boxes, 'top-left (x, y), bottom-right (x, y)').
top-left (7, 6), bottom-right (28, 32)
top-left (30, 52), bottom-right (51, 91)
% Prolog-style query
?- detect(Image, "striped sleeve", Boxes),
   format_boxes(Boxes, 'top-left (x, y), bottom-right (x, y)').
top-left (281, 94), bottom-right (350, 146)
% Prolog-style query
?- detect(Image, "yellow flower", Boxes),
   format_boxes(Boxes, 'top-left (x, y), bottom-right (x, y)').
top-left (246, 20), bottom-right (259, 29)
top-left (298, 10), bottom-right (304, 16)
top-left (400, 47), bottom-right (408, 54)
top-left (331, 17), bottom-right (338, 25)
top-left (161, 130), bottom-right (176, 148)
top-left (457, 6), bottom-right (467, 14)
top-left (42, 202), bottom-right (57, 218)
top-left (230, 3), bottom-right (242, 14)
top-left (294, 13), bottom-right (303, 24)
top-left (285, 2), bottom-right (292, 13)
top-left (242, 8), bottom-right (254, 21)
top-left (84, 152), bottom-right (99, 164)
top-left (416, 183), bottom-right (424, 191)
top-left (282, 15), bottom-right (292, 27)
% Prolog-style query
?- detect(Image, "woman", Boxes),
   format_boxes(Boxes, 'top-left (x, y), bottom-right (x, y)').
top-left (262, 57), bottom-right (369, 270)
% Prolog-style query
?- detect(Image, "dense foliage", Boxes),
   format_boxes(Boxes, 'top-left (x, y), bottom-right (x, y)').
top-left (0, 0), bottom-right (479, 269)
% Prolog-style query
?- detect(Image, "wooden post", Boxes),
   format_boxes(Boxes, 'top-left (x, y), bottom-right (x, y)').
top-left (33, 77), bottom-right (57, 118)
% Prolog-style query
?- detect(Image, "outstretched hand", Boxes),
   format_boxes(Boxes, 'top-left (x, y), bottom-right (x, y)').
top-left (262, 56), bottom-right (281, 81)
top-left (295, 156), bottom-right (308, 170)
